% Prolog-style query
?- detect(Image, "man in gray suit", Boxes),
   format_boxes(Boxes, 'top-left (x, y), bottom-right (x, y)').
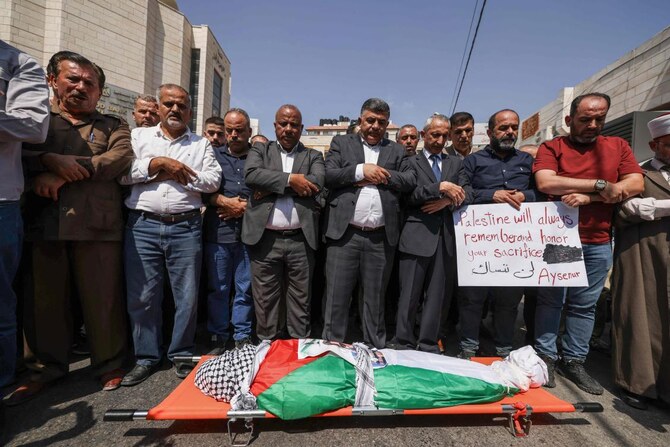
top-left (242, 104), bottom-right (325, 340)
top-left (390, 114), bottom-right (472, 353)
top-left (322, 98), bottom-right (416, 348)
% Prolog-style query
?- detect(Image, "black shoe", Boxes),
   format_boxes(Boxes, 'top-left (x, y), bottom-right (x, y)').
top-left (538, 355), bottom-right (556, 388)
top-left (556, 359), bottom-right (603, 395)
top-left (174, 362), bottom-right (194, 379)
top-left (234, 337), bottom-right (253, 349)
top-left (385, 338), bottom-right (413, 351)
top-left (120, 364), bottom-right (154, 387)
top-left (457, 350), bottom-right (476, 360)
top-left (620, 389), bottom-right (649, 410)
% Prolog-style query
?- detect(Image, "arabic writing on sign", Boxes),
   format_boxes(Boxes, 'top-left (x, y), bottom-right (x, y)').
top-left (453, 202), bottom-right (588, 287)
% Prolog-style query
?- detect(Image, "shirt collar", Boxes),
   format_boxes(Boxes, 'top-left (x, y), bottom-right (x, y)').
top-left (650, 157), bottom-right (668, 171)
top-left (360, 136), bottom-right (380, 150)
top-left (277, 141), bottom-right (299, 154)
top-left (423, 149), bottom-right (443, 161)
top-left (156, 124), bottom-right (193, 142)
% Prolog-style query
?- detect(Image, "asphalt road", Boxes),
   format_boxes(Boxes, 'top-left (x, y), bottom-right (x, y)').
top-left (3, 317), bottom-right (669, 446)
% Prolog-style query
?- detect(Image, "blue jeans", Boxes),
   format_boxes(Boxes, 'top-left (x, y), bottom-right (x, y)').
top-left (535, 243), bottom-right (613, 361)
top-left (124, 212), bottom-right (202, 366)
top-left (0, 201), bottom-right (22, 393)
top-left (205, 242), bottom-right (253, 341)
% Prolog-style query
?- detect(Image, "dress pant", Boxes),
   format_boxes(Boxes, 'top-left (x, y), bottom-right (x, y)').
top-left (458, 285), bottom-right (523, 356)
top-left (248, 230), bottom-right (313, 340)
top-left (124, 212), bottom-right (202, 366)
top-left (323, 226), bottom-right (394, 349)
top-left (29, 240), bottom-right (127, 382)
top-left (0, 201), bottom-right (22, 392)
top-left (396, 233), bottom-right (454, 353)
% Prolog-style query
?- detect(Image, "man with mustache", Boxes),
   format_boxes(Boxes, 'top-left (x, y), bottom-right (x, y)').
top-left (7, 52), bottom-right (131, 405)
top-left (203, 109), bottom-right (253, 353)
top-left (458, 109), bottom-right (537, 359)
top-left (322, 98), bottom-right (416, 349)
top-left (390, 114), bottom-right (471, 353)
top-left (120, 84), bottom-right (221, 385)
top-left (446, 112), bottom-right (476, 160)
top-left (533, 93), bottom-right (643, 395)
top-left (242, 105), bottom-right (325, 341)
top-left (132, 94), bottom-right (159, 128)
top-left (396, 124), bottom-right (420, 155)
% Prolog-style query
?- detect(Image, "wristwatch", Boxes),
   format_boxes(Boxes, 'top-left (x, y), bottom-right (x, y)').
top-left (594, 179), bottom-right (607, 192)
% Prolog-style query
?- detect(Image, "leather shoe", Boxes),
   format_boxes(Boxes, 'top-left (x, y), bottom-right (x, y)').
top-left (174, 362), bottom-right (194, 379)
top-left (4, 380), bottom-right (48, 407)
top-left (620, 389), bottom-right (649, 410)
top-left (120, 364), bottom-right (154, 387)
top-left (100, 368), bottom-right (125, 391)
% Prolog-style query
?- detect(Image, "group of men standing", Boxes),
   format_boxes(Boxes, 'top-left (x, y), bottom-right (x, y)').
top-left (2, 41), bottom-right (669, 412)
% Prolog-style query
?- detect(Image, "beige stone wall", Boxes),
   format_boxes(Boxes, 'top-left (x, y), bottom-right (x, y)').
top-left (520, 26), bottom-right (670, 146)
top-left (1, 0), bottom-right (47, 59)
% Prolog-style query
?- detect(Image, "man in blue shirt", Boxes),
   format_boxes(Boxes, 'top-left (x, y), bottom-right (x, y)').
top-left (459, 109), bottom-right (536, 358)
top-left (203, 111), bottom-right (254, 354)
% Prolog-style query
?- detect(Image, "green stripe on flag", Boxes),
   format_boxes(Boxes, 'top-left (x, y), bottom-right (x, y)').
top-left (256, 354), bottom-right (357, 419)
top-left (374, 365), bottom-right (517, 409)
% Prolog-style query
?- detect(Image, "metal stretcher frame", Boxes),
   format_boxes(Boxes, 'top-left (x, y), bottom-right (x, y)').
top-left (104, 356), bottom-right (603, 444)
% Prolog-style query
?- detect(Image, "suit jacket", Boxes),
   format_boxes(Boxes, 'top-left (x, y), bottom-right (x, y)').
top-left (398, 152), bottom-right (472, 258)
top-left (22, 105), bottom-right (133, 242)
top-left (323, 134), bottom-right (416, 246)
top-left (242, 141), bottom-right (325, 250)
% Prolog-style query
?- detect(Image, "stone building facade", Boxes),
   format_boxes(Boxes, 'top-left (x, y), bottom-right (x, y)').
top-left (1, 0), bottom-right (230, 132)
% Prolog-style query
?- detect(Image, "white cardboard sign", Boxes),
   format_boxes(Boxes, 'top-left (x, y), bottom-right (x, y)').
top-left (453, 202), bottom-right (588, 287)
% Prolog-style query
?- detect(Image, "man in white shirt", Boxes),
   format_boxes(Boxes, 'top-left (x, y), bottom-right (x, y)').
top-left (322, 98), bottom-right (416, 348)
top-left (120, 84), bottom-right (221, 386)
top-left (242, 105), bottom-right (325, 340)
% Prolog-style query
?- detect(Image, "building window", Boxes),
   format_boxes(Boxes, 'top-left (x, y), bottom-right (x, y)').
top-left (212, 70), bottom-right (223, 118)
top-left (189, 49), bottom-right (201, 130)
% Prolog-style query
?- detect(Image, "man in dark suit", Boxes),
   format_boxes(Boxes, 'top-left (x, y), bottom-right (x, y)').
top-left (242, 104), bottom-right (325, 340)
top-left (322, 98), bottom-right (416, 348)
top-left (390, 114), bottom-right (471, 353)
top-left (445, 112), bottom-right (475, 160)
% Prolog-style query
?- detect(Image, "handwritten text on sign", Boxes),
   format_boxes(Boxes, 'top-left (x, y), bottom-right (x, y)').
top-left (453, 202), bottom-right (588, 287)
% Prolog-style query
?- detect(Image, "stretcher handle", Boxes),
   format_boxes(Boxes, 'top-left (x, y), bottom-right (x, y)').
top-left (572, 402), bottom-right (604, 412)
top-left (103, 409), bottom-right (149, 421)
top-left (172, 356), bottom-right (202, 364)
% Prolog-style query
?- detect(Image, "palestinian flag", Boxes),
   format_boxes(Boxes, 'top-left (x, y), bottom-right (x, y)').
top-left (250, 339), bottom-right (519, 420)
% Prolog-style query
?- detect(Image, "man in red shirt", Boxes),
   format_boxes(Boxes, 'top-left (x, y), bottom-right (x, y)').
top-left (533, 93), bottom-right (643, 395)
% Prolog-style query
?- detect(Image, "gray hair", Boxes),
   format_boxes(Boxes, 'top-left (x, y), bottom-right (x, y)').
top-left (157, 84), bottom-right (190, 107)
top-left (423, 113), bottom-right (450, 132)
top-left (224, 107), bottom-right (251, 127)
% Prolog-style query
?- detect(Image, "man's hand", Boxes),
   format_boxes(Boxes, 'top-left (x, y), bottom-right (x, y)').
top-left (439, 181), bottom-right (465, 207)
top-left (600, 182), bottom-right (625, 203)
top-left (289, 173), bottom-right (319, 197)
top-left (562, 193), bottom-right (592, 207)
top-left (150, 157), bottom-right (197, 185)
top-left (33, 172), bottom-right (67, 201)
top-left (421, 197), bottom-right (453, 214)
top-left (41, 153), bottom-right (91, 182)
top-left (214, 195), bottom-right (247, 220)
top-left (492, 189), bottom-right (526, 210)
top-left (362, 163), bottom-right (390, 185)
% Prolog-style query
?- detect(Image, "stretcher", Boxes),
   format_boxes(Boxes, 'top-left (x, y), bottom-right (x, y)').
top-left (104, 356), bottom-right (603, 445)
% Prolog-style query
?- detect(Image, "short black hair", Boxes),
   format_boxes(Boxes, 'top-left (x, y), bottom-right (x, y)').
top-left (450, 112), bottom-right (474, 128)
top-left (569, 93), bottom-right (611, 117)
top-left (47, 50), bottom-right (106, 88)
top-left (204, 116), bottom-right (225, 126)
top-left (360, 98), bottom-right (390, 117)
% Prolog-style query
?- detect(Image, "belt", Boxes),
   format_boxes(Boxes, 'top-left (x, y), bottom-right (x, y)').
top-left (349, 223), bottom-right (385, 232)
top-left (268, 228), bottom-right (302, 236)
top-left (134, 209), bottom-right (201, 224)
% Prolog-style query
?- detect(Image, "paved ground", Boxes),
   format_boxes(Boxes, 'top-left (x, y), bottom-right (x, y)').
top-left (3, 312), bottom-right (669, 446)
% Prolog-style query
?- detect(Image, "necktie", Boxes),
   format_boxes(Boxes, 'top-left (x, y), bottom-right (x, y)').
top-left (430, 154), bottom-right (441, 181)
